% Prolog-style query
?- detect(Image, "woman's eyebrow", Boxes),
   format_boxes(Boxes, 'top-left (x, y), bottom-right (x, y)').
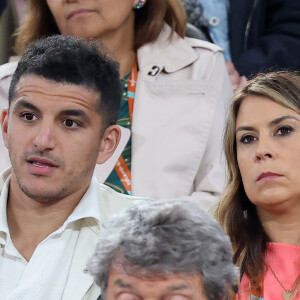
top-left (236, 115), bottom-right (300, 134)
top-left (235, 126), bottom-right (257, 134)
top-left (270, 115), bottom-right (299, 126)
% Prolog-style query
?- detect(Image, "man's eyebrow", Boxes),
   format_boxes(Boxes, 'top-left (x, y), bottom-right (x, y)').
top-left (167, 283), bottom-right (190, 292)
top-left (114, 279), bottom-right (134, 290)
top-left (270, 115), bottom-right (299, 125)
top-left (59, 109), bottom-right (91, 123)
top-left (13, 99), bottom-right (40, 113)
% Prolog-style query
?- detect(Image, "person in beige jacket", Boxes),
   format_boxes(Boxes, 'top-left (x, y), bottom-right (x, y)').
top-left (0, 35), bottom-right (144, 300)
top-left (0, 0), bottom-right (232, 212)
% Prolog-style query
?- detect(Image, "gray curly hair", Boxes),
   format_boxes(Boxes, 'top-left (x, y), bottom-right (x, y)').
top-left (181, 0), bottom-right (208, 29)
top-left (88, 200), bottom-right (238, 300)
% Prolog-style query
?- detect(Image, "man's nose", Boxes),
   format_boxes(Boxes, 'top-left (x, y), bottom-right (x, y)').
top-left (33, 122), bottom-right (56, 152)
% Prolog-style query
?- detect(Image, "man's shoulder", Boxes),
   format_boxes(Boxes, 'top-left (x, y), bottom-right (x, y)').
top-left (94, 180), bottom-right (147, 223)
top-left (0, 62), bottom-right (18, 80)
top-left (97, 182), bottom-right (146, 203)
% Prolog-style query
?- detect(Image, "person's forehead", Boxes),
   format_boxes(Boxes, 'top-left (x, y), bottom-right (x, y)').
top-left (108, 267), bottom-right (202, 289)
top-left (236, 95), bottom-right (298, 125)
top-left (12, 74), bottom-right (100, 111)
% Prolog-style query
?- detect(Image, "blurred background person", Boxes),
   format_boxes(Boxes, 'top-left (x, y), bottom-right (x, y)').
top-left (0, 0), bottom-right (27, 64)
top-left (88, 199), bottom-right (238, 300)
top-left (182, 0), bottom-right (246, 90)
top-left (0, 0), bottom-right (232, 212)
top-left (0, 1), bottom-right (7, 17)
top-left (229, 0), bottom-right (300, 78)
top-left (215, 71), bottom-right (300, 299)
top-left (182, 0), bottom-right (300, 88)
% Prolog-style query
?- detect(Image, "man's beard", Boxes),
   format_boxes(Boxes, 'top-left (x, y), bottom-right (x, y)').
top-left (16, 175), bottom-right (68, 203)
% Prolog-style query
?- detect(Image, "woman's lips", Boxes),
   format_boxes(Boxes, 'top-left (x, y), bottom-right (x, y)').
top-left (256, 172), bottom-right (283, 182)
top-left (68, 9), bottom-right (95, 20)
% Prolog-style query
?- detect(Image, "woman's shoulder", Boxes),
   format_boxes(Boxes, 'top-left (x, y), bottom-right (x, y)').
top-left (184, 36), bottom-right (223, 53)
top-left (266, 242), bottom-right (300, 264)
top-left (267, 242), bottom-right (300, 254)
top-left (140, 23), bottom-right (224, 58)
top-left (137, 25), bottom-right (227, 79)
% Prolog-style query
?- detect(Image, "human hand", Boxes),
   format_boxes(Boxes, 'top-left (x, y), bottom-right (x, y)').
top-left (225, 61), bottom-right (247, 90)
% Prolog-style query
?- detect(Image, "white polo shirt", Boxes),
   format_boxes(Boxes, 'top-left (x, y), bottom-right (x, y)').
top-left (0, 175), bottom-right (102, 300)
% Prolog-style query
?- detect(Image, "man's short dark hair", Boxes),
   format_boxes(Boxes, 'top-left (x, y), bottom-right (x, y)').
top-left (9, 35), bottom-right (121, 128)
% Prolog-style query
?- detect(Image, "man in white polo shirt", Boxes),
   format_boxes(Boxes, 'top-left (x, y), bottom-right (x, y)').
top-left (0, 35), bottom-right (139, 300)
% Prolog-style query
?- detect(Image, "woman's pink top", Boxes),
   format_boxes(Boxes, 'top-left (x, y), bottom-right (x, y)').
top-left (236, 243), bottom-right (300, 300)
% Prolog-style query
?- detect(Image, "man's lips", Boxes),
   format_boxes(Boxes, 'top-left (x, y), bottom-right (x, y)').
top-left (27, 156), bottom-right (59, 168)
top-left (68, 9), bottom-right (95, 19)
top-left (256, 172), bottom-right (283, 182)
top-left (26, 156), bottom-right (59, 176)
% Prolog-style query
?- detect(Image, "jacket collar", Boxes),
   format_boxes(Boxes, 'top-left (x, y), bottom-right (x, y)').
top-left (0, 168), bottom-right (11, 190)
top-left (137, 23), bottom-right (200, 74)
top-left (62, 220), bottom-right (100, 300)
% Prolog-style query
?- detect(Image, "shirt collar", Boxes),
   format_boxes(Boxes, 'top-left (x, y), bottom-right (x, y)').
top-left (0, 175), bottom-right (102, 242)
top-left (56, 176), bottom-right (102, 233)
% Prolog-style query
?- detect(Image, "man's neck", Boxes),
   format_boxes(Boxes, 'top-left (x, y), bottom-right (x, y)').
top-left (258, 207), bottom-right (300, 246)
top-left (7, 176), bottom-right (88, 261)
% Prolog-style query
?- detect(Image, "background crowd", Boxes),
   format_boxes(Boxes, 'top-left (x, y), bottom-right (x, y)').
top-left (0, 0), bottom-right (299, 299)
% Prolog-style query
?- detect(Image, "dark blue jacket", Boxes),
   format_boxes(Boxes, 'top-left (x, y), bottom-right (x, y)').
top-left (229, 0), bottom-right (300, 77)
top-left (0, 0), bottom-right (6, 16)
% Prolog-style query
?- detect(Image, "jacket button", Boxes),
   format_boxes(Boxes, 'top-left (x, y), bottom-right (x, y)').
top-left (209, 16), bottom-right (220, 26)
top-left (148, 66), bottom-right (160, 76)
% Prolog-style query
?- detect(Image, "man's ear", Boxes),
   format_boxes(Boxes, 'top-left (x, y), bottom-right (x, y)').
top-left (1, 109), bottom-right (9, 149)
top-left (96, 125), bottom-right (121, 164)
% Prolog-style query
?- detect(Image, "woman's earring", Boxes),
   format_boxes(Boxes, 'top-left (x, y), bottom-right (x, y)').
top-left (243, 210), bottom-right (248, 220)
top-left (135, 0), bottom-right (146, 9)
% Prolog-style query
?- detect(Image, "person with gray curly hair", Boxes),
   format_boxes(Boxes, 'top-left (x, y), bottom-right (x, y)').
top-left (88, 200), bottom-right (238, 300)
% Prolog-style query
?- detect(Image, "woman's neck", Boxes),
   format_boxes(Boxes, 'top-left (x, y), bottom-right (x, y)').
top-left (96, 15), bottom-right (136, 78)
top-left (258, 208), bottom-right (300, 246)
top-left (113, 46), bottom-right (136, 78)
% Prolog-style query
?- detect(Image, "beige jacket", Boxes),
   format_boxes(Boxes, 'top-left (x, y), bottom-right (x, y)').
top-left (0, 168), bottom-right (142, 299)
top-left (0, 25), bottom-right (232, 212)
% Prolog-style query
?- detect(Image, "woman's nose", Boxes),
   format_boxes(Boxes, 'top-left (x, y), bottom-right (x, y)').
top-left (255, 137), bottom-right (274, 161)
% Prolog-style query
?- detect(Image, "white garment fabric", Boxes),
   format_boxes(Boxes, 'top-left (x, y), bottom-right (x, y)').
top-left (0, 176), bottom-right (101, 300)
